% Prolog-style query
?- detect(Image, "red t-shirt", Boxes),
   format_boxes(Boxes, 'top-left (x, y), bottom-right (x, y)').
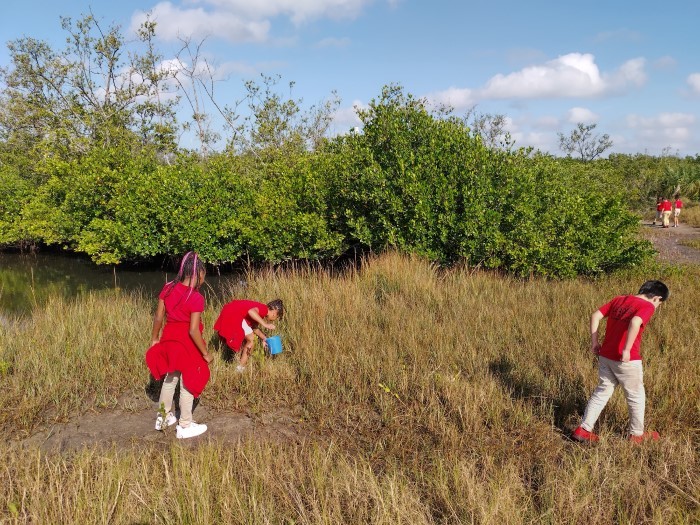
top-left (214, 300), bottom-right (269, 349)
top-left (661, 200), bottom-right (672, 212)
top-left (656, 202), bottom-right (663, 211)
top-left (675, 199), bottom-right (683, 209)
top-left (598, 295), bottom-right (656, 361)
top-left (159, 282), bottom-right (205, 323)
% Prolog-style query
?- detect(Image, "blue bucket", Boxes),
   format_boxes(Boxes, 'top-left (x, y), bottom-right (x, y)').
top-left (267, 335), bottom-right (283, 355)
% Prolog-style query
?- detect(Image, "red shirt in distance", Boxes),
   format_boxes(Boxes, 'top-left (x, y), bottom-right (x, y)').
top-left (656, 202), bottom-right (663, 211)
top-left (675, 199), bottom-right (683, 208)
top-left (598, 295), bottom-right (656, 361)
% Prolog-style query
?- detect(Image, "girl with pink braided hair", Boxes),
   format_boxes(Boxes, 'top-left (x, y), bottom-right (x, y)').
top-left (146, 252), bottom-right (214, 439)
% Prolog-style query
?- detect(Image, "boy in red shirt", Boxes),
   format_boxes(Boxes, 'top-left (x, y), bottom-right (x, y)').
top-left (661, 198), bottom-right (672, 228)
top-left (214, 299), bottom-right (284, 372)
top-left (673, 197), bottom-right (683, 227)
top-left (572, 280), bottom-right (669, 444)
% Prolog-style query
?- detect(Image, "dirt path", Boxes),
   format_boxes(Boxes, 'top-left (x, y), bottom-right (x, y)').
top-left (640, 221), bottom-right (700, 264)
top-left (15, 404), bottom-right (309, 453)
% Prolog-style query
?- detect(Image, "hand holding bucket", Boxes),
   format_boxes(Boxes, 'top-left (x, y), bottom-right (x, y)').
top-left (267, 335), bottom-right (283, 355)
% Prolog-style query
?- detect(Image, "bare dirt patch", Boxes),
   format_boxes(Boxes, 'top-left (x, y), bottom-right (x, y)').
top-left (640, 221), bottom-right (700, 264)
top-left (14, 401), bottom-right (309, 453)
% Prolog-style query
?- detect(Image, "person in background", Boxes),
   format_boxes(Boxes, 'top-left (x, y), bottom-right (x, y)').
top-left (146, 252), bottom-right (213, 439)
top-left (571, 280), bottom-right (668, 444)
top-left (214, 299), bottom-right (284, 372)
top-left (673, 196), bottom-right (683, 227)
top-left (661, 197), bottom-right (673, 228)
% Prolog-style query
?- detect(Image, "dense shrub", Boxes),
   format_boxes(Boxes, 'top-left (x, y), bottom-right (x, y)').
top-left (0, 86), bottom-right (653, 276)
top-left (324, 86), bottom-right (651, 277)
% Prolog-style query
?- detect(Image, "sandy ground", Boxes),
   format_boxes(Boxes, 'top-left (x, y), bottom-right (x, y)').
top-left (14, 402), bottom-right (308, 453)
top-left (640, 220), bottom-right (700, 264)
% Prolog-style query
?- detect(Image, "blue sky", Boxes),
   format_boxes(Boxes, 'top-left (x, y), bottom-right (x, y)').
top-left (2, 0), bottom-right (699, 156)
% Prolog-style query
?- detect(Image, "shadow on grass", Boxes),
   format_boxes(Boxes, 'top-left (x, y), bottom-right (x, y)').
top-left (209, 333), bottom-right (238, 363)
top-left (488, 354), bottom-right (587, 434)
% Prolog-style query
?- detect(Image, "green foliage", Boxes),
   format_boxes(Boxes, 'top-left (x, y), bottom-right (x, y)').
top-left (1, 83), bottom-right (653, 277)
top-left (323, 85), bottom-right (650, 277)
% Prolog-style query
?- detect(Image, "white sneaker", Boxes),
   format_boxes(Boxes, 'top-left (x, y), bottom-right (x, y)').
top-left (235, 365), bottom-right (246, 373)
top-left (155, 412), bottom-right (177, 431)
top-left (176, 422), bottom-right (208, 439)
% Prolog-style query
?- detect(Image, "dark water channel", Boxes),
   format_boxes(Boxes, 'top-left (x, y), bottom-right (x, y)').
top-left (0, 252), bottom-right (238, 317)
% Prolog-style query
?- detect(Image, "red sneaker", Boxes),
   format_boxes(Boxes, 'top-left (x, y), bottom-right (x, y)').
top-left (571, 426), bottom-right (599, 443)
top-left (629, 431), bottom-right (660, 444)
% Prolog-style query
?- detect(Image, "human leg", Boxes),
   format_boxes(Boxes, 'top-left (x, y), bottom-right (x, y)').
top-left (239, 332), bottom-right (255, 367)
top-left (175, 381), bottom-right (208, 438)
top-left (580, 357), bottom-right (618, 432)
top-left (614, 360), bottom-right (646, 436)
top-left (177, 381), bottom-right (195, 427)
top-left (155, 372), bottom-right (180, 430)
top-left (159, 372), bottom-right (180, 414)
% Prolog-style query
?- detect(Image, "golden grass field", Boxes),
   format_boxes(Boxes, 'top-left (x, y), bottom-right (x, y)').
top-left (682, 205), bottom-right (700, 228)
top-left (1, 253), bottom-right (699, 524)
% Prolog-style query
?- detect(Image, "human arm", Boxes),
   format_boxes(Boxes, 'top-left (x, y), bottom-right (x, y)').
top-left (151, 299), bottom-right (166, 346)
top-left (590, 309), bottom-right (605, 355)
top-left (248, 307), bottom-right (275, 331)
top-left (253, 328), bottom-right (268, 347)
top-left (189, 311), bottom-right (214, 363)
top-left (621, 316), bottom-right (643, 362)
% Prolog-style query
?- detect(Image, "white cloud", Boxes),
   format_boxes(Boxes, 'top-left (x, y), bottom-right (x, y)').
top-left (425, 87), bottom-right (475, 111)
top-left (652, 56), bottom-right (676, 70)
top-left (184, 0), bottom-right (376, 24)
top-left (134, 0), bottom-right (389, 42)
top-left (626, 112), bottom-right (697, 152)
top-left (131, 2), bottom-right (271, 43)
top-left (330, 100), bottom-right (364, 134)
top-left (478, 53), bottom-right (646, 99)
top-left (509, 130), bottom-right (556, 152)
top-left (687, 73), bottom-right (700, 95)
top-left (566, 107), bottom-right (599, 124)
top-left (627, 112), bottom-right (695, 128)
top-left (606, 57), bottom-right (646, 93)
top-left (214, 59), bottom-right (287, 78)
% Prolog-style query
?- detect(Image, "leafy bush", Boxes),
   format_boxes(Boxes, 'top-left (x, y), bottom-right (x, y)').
top-left (323, 85), bottom-right (651, 277)
top-left (0, 85), bottom-right (653, 277)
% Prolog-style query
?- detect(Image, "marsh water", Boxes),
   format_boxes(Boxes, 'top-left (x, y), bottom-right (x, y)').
top-left (0, 252), bottom-right (238, 316)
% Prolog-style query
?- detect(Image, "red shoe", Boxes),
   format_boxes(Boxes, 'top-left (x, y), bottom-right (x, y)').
top-left (629, 431), bottom-right (660, 444)
top-left (571, 426), bottom-right (599, 443)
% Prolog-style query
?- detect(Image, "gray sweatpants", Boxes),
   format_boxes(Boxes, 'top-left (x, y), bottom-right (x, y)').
top-left (581, 356), bottom-right (646, 436)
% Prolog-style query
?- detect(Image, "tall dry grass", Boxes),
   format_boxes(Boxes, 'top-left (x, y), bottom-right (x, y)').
top-left (1, 253), bottom-right (699, 523)
top-left (681, 203), bottom-right (700, 227)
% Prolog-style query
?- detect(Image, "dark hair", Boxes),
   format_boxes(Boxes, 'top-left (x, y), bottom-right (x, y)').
top-left (164, 251), bottom-right (206, 298)
top-left (267, 298), bottom-right (284, 319)
top-left (637, 280), bottom-right (669, 301)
